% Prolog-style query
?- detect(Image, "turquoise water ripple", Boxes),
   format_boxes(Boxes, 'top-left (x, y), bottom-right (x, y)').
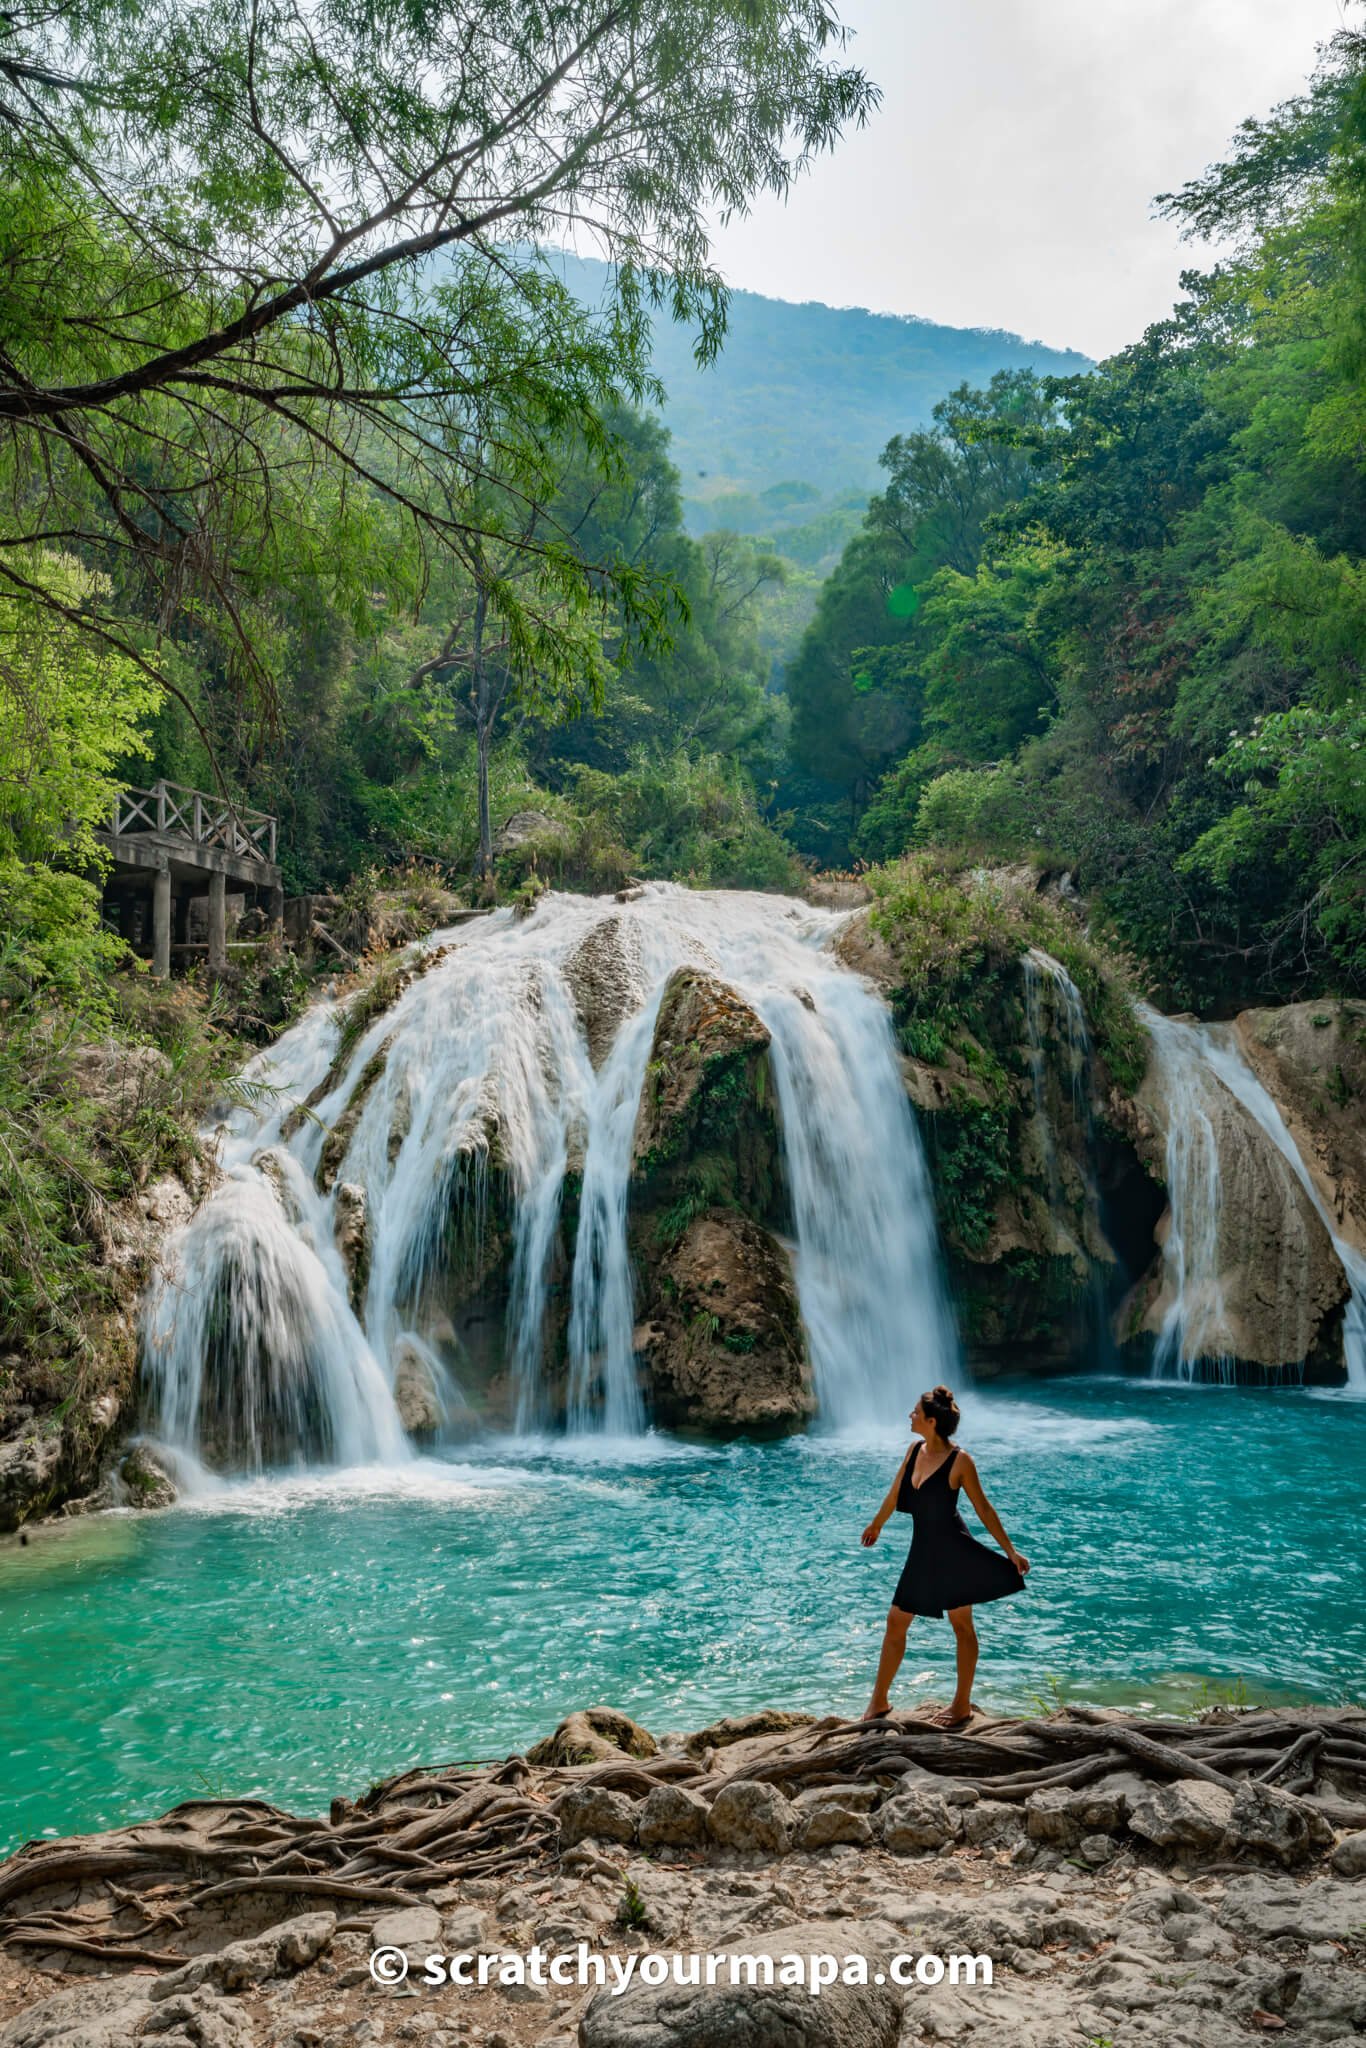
top-left (1, 1379), bottom-right (1362, 1854)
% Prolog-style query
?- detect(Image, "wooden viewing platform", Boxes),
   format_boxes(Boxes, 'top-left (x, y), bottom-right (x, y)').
top-left (97, 779), bottom-right (284, 977)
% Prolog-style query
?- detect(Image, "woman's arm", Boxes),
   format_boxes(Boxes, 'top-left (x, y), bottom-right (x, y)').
top-left (861, 1447), bottom-right (913, 1547)
top-left (954, 1453), bottom-right (1029, 1572)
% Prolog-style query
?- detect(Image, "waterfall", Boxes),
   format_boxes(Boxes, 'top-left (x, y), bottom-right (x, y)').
top-left (1139, 1005), bottom-right (1366, 1394)
top-left (1192, 1027), bottom-right (1366, 1398)
top-left (141, 887), bottom-right (960, 1471)
top-left (1023, 948), bottom-right (1090, 1120)
top-left (1140, 1007), bottom-right (1237, 1382)
top-left (1018, 947), bottom-right (1115, 1363)
top-left (1021, 946), bottom-right (1092, 1199)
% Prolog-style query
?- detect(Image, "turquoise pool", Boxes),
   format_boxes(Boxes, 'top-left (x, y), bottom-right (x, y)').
top-left (2, 1378), bottom-right (1362, 1854)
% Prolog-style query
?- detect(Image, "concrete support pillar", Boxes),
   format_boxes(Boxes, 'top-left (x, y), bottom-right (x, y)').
top-left (268, 883), bottom-right (285, 936)
top-left (207, 870), bottom-right (227, 973)
top-left (152, 864), bottom-right (172, 979)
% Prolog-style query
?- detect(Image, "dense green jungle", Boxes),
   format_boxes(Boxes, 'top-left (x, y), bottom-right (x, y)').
top-left (6, 16), bottom-right (1366, 1394)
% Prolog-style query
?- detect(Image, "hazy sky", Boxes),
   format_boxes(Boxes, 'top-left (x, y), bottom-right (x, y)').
top-left (707, 0), bottom-right (1349, 360)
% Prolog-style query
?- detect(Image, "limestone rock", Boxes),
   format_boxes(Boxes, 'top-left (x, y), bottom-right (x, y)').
top-left (370, 1905), bottom-right (443, 1953)
top-left (139, 1176), bottom-right (195, 1231)
top-left (333, 1180), bottom-right (370, 1316)
top-left (1235, 1000), bottom-right (1366, 1256)
top-left (627, 965), bottom-right (809, 1429)
top-left (392, 1341), bottom-right (444, 1436)
top-left (1127, 1778), bottom-right (1235, 1857)
top-left (617, 1860), bottom-right (690, 1941)
top-left (577, 1916), bottom-right (902, 2048)
top-left (563, 914), bottom-right (645, 1067)
top-left (527, 1707), bottom-right (658, 1767)
top-left (144, 1988), bottom-right (256, 2044)
top-left (706, 1779), bottom-right (796, 1855)
top-left (1225, 1779), bottom-right (1331, 1867)
top-left (0, 1428), bottom-right (64, 1533)
top-left (877, 1783), bottom-right (960, 1853)
top-left (1025, 1781), bottom-right (1130, 1847)
top-left (442, 1904), bottom-right (490, 1950)
top-left (151, 1910), bottom-right (335, 1996)
top-left (793, 1783), bottom-right (877, 1849)
top-left (1218, 1874), bottom-right (1364, 1945)
top-left (631, 968), bottom-right (772, 1172)
top-left (0, 1981), bottom-right (155, 2048)
top-left (317, 1042), bottom-right (391, 1194)
top-left (830, 908), bottom-right (897, 992)
top-left (960, 1799), bottom-right (1024, 1847)
top-left (250, 1146), bottom-right (302, 1226)
top-left (638, 1211), bottom-right (814, 1432)
top-left (1288, 1962), bottom-right (1366, 2033)
top-left (683, 1710), bottom-right (817, 1758)
top-left (556, 1785), bottom-right (640, 1848)
top-left (71, 1039), bottom-right (174, 1123)
top-left (638, 1782), bottom-right (710, 1849)
top-left (1330, 1828), bottom-right (1366, 1877)
top-left (117, 1443), bottom-right (178, 1509)
top-left (493, 809), bottom-right (562, 854)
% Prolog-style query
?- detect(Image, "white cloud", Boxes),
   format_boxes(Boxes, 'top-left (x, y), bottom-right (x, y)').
top-left (707, 0), bottom-right (1348, 358)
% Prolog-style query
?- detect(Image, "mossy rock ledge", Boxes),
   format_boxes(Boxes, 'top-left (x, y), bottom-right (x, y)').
top-left (627, 967), bottom-right (813, 1433)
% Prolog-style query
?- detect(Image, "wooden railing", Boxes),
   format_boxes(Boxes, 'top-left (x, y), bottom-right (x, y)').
top-left (109, 780), bottom-right (278, 865)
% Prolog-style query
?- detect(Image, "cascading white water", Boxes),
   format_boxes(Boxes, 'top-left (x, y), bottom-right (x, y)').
top-left (1023, 948), bottom-right (1090, 1119)
top-left (1140, 1007), bottom-right (1235, 1381)
top-left (141, 887), bottom-right (961, 1472)
top-left (1139, 1004), bottom-right (1366, 1394)
top-left (1193, 1027), bottom-right (1366, 1399)
top-left (1021, 946), bottom-right (1092, 1201)
top-left (1021, 947), bottom-right (1113, 1360)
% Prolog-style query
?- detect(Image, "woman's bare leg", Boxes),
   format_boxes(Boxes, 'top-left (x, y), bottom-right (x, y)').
top-left (864, 1605), bottom-right (914, 1718)
top-left (929, 1606), bottom-right (979, 1726)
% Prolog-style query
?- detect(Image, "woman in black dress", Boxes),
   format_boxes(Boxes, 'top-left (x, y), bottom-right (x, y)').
top-left (860, 1385), bottom-right (1029, 1728)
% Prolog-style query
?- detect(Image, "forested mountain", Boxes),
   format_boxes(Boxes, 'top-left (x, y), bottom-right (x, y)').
top-left (542, 250), bottom-right (1089, 559)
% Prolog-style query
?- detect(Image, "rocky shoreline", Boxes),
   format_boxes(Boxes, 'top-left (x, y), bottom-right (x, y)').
top-left (2, 1704), bottom-right (1364, 2047)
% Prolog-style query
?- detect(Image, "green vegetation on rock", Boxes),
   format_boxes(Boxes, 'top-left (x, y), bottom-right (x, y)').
top-left (868, 855), bottom-right (1145, 1095)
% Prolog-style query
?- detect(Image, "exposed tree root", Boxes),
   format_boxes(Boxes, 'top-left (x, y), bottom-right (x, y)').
top-left (2, 1704), bottom-right (1362, 1973)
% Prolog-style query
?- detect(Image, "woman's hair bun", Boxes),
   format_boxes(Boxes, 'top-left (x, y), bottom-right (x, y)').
top-left (922, 1384), bottom-right (961, 1437)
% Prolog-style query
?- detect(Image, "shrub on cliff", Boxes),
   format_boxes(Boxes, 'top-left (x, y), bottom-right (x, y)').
top-left (866, 853), bottom-right (1146, 1093)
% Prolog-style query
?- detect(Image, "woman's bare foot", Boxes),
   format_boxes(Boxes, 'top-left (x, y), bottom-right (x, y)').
top-left (929, 1701), bottom-right (977, 1728)
top-left (862, 1698), bottom-right (893, 1721)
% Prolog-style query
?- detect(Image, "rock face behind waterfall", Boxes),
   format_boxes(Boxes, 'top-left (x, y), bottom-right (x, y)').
top-left (1134, 1031), bottom-right (1348, 1379)
top-left (562, 913), bottom-right (646, 1068)
top-left (639, 1214), bottom-right (813, 1430)
top-left (628, 967), bottom-right (813, 1431)
top-left (834, 897), bottom-right (1163, 1375)
top-left (1235, 1000), bottom-right (1366, 1256)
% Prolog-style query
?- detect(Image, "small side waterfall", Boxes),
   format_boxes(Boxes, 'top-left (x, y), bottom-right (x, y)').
top-left (1020, 947), bottom-right (1113, 1362)
top-left (1139, 1005), bottom-right (1366, 1394)
top-left (143, 888), bottom-right (961, 1472)
top-left (1140, 1008), bottom-right (1237, 1382)
top-left (1023, 948), bottom-right (1090, 1122)
top-left (1021, 947), bottom-right (1093, 1204)
top-left (1196, 1028), bottom-right (1366, 1398)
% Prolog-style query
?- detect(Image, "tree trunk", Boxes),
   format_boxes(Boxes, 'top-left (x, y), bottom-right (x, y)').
top-left (473, 587), bottom-right (493, 882)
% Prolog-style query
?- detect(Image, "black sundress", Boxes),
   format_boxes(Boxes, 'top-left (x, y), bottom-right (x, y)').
top-left (890, 1442), bottom-right (1026, 1618)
